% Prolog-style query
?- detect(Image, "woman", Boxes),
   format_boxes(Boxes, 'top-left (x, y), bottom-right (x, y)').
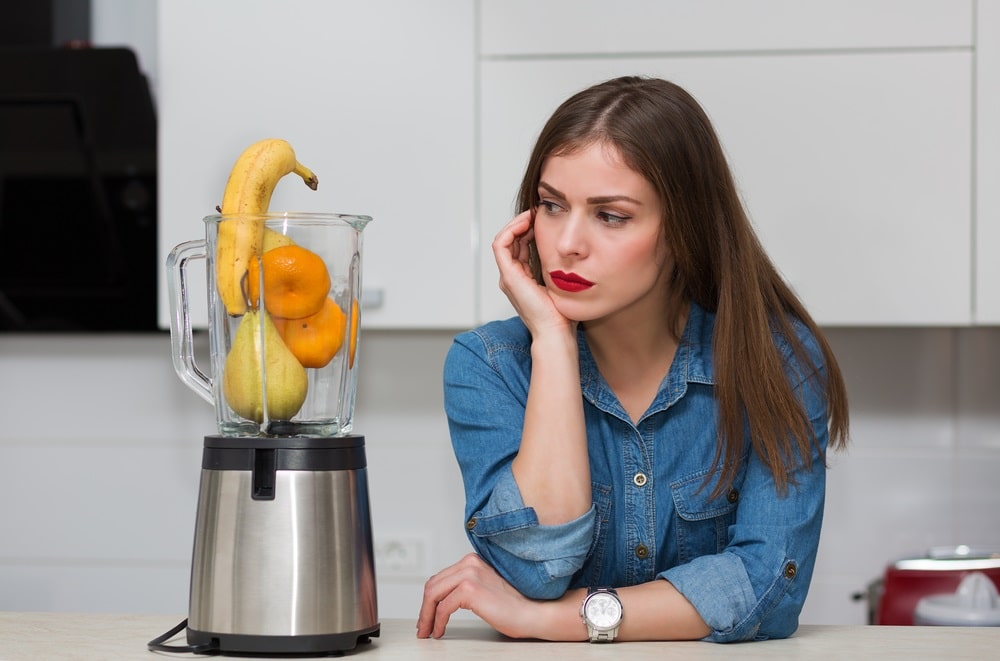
top-left (417, 76), bottom-right (848, 643)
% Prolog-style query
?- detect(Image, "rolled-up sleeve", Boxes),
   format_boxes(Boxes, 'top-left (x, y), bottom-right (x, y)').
top-left (467, 464), bottom-right (595, 598)
top-left (444, 328), bottom-right (594, 599)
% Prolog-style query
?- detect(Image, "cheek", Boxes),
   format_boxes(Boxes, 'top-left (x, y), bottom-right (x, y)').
top-left (609, 237), bottom-right (672, 294)
top-left (531, 220), bottom-right (556, 260)
top-left (619, 235), bottom-right (667, 273)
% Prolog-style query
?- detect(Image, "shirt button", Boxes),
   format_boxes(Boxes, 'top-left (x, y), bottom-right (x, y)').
top-left (727, 488), bottom-right (740, 504)
top-left (466, 517), bottom-right (477, 531)
top-left (633, 472), bottom-right (648, 487)
top-left (635, 543), bottom-right (650, 559)
top-left (784, 562), bottom-right (797, 579)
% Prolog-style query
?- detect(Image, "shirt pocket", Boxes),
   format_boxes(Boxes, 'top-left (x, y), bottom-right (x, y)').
top-left (574, 481), bottom-right (613, 586)
top-left (670, 464), bottom-right (746, 565)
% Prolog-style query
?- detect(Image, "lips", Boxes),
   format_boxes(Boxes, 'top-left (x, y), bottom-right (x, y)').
top-left (549, 270), bottom-right (594, 292)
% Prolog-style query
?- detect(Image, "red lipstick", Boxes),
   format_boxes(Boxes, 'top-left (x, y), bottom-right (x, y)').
top-left (549, 270), bottom-right (594, 292)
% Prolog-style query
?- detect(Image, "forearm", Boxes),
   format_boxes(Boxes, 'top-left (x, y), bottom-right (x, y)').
top-left (511, 329), bottom-right (590, 525)
top-left (534, 580), bottom-right (710, 642)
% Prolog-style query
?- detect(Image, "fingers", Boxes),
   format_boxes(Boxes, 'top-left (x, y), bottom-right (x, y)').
top-left (417, 570), bottom-right (448, 638)
top-left (416, 554), bottom-right (485, 639)
top-left (493, 210), bottom-right (534, 259)
top-left (501, 209), bottom-right (534, 237)
top-left (417, 557), bottom-right (467, 638)
top-left (493, 211), bottom-right (540, 303)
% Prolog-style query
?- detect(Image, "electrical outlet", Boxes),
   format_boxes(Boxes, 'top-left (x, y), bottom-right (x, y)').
top-left (375, 534), bottom-right (430, 579)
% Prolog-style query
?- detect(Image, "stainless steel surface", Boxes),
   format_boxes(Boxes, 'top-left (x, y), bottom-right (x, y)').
top-left (188, 467), bottom-right (377, 636)
top-left (927, 545), bottom-right (1000, 560)
top-left (894, 557), bottom-right (1000, 571)
top-left (895, 547), bottom-right (1000, 572)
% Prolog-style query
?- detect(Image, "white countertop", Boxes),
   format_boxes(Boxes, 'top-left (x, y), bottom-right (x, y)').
top-left (0, 613), bottom-right (997, 660)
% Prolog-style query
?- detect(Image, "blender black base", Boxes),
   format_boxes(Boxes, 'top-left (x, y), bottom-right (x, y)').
top-left (187, 624), bottom-right (380, 656)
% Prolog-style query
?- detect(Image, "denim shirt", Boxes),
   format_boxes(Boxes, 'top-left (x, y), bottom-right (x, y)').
top-left (442, 303), bottom-right (831, 642)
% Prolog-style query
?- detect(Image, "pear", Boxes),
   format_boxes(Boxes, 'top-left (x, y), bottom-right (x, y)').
top-left (262, 227), bottom-right (295, 252)
top-left (223, 308), bottom-right (308, 422)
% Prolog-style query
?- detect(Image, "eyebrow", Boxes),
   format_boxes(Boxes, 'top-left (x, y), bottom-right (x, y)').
top-left (538, 181), bottom-right (643, 206)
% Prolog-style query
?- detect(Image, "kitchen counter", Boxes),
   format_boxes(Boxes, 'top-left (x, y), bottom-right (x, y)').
top-left (0, 613), bottom-right (996, 660)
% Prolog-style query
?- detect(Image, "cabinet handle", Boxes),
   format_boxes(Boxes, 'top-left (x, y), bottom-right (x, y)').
top-left (361, 288), bottom-right (385, 310)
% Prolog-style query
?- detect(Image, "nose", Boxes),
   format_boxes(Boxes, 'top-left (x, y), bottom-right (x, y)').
top-left (554, 212), bottom-right (588, 258)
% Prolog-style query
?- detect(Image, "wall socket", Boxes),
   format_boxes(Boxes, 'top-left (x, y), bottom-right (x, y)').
top-left (374, 534), bottom-right (430, 579)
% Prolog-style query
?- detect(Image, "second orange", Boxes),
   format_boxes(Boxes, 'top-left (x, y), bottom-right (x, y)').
top-left (273, 297), bottom-right (347, 369)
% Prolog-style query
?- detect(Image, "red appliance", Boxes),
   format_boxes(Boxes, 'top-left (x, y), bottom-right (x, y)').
top-left (867, 547), bottom-right (1000, 625)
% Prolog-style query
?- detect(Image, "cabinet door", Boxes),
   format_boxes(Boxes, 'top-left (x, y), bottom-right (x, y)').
top-left (481, 0), bottom-right (971, 55)
top-left (479, 51), bottom-right (972, 325)
top-left (977, 0), bottom-right (1000, 324)
top-left (158, 0), bottom-right (476, 329)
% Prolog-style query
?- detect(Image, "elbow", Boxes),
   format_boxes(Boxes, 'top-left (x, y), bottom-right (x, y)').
top-left (470, 536), bottom-right (584, 601)
top-left (706, 613), bottom-right (799, 644)
top-left (497, 561), bottom-right (576, 601)
top-left (464, 500), bottom-right (596, 600)
top-left (516, 571), bottom-right (572, 601)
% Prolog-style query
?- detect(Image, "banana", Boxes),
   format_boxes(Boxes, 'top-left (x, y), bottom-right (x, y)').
top-left (216, 138), bottom-right (319, 315)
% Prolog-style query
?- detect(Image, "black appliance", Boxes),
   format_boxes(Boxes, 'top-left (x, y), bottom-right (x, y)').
top-left (0, 46), bottom-right (157, 331)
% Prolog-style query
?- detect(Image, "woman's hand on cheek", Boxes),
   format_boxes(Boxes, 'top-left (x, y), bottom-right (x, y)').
top-left (416, 553), bottom-right (538, 640)
top-left (493, 211), bottom-right (571, 336)
top-left (493, 210), bottom-right (537, 298)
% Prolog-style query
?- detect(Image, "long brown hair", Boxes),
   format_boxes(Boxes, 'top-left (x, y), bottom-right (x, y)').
top-left (516, 76), bottom-right (848, 495)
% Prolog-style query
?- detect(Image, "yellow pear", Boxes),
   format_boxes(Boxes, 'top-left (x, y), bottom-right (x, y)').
top-left (223, 309), bottom-right (308, 422)
top-left (262, 227), bottom-right (295, 252)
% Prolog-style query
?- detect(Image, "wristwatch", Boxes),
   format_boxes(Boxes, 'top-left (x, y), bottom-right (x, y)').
top-left (580, 587), bottom-right (623, 642)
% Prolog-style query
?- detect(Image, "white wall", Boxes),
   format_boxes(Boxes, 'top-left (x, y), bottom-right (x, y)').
top-left (1, 328), bottom-right (999, 624)
top-left (805, 328), bottom-right (1000, 623)
top-left (0, 331), bottom-right (463, 619)
top-left (1, 0), bottom-right (998, 627)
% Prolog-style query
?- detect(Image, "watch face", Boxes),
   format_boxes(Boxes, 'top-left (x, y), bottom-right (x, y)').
top-left (585, 593), bottom-right (622, 629)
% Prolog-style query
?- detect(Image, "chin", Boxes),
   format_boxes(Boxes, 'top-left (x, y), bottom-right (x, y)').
top-left (551, 299), bottom-right (602, 324)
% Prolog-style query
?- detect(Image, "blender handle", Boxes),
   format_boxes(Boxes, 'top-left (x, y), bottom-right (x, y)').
top-left (166, 239), bottom-right (214, 405)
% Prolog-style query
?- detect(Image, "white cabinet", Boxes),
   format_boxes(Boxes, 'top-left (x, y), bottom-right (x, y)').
top-left (480, 0), bottom-right (972, 55)
top-left (477, 0), bottom-right (976, 326)
top-left (157, 0), bottom-right (992, 329)
top-left (977, 0), bottom-right (1000, 324)
top-left (157, 0), bottom-right (476, 329)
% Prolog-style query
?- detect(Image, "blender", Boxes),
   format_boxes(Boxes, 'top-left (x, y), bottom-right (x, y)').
top-left (154, 212), bottom-right (378, 654)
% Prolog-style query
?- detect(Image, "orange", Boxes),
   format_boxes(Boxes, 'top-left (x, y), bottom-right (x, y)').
top-left (348, 299), bottom-right (359, 369)
top-left (273, 297), bottom-right (347, 369)
top-left (247, 245), bottom-right (331, 319)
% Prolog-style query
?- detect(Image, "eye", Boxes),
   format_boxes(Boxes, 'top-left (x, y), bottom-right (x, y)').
top-left (598, 211), bottom-right (630, 226)
top-left (536, 198), bottom-right (565, 214)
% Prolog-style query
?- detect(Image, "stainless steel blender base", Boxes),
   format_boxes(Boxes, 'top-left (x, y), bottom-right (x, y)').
top-left (186, 624), bottom-right (380, 655)
top-left (187, 435), bottom-right (379, 654)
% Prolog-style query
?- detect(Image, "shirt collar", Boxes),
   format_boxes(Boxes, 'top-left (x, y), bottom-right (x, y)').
top-left (676, 301), bottom-right (715, 386)
top-left (578, 302), bottom-right (716, 420)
